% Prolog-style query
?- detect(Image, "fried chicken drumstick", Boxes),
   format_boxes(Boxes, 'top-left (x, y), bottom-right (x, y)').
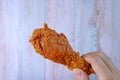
top-left (29, 23), bottom-right (94, 75)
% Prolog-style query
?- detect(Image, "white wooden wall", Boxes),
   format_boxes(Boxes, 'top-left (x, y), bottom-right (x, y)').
top-left (0, 0), bottom-right (120, 80)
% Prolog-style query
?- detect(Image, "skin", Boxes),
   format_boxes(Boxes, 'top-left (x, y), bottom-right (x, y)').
top-left (73, 52), bottom-right (120, 80)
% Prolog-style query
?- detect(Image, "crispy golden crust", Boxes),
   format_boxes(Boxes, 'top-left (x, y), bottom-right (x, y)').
top-left (29, 23), bottom-right (94, 75)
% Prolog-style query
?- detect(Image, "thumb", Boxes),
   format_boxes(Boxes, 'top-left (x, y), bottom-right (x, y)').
top-left (73, 69), bottom-right (89, 80)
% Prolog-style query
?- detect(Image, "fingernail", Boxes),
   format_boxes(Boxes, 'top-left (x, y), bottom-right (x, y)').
top-left (73, 69), bottom-right (82, 79)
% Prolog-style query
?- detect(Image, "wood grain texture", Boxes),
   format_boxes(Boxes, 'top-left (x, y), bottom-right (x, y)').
top-left (0, 0), bottom-right (120, 80)
top-left (0, 0), bottom-right (19, 80)
top-left (19, 0), bottom-right (45, 80)
top-left (74, 0), bottom-right (98, 79)
top-left (45, 0), bottom-right (75, 80)
top-left (112, 0), bottom-right (120, 68)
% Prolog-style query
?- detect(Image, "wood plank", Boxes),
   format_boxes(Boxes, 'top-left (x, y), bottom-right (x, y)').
top-left (112, 0), bottom-right (120, 69)
top-left (0, 1), bottom-right (6, 80)
top-left (45, 0), bottom-right (64, 80)
top-left (0, 0), bottom-right (20, 80)
top-left (95, 0), bottom-right (113, 60)
top-left (74, 0), bottom-right (98, 80)
top-left (45, 0), bottom-right (75, 80)
top-left (18, 0), bottom-right (45, 80)
top-left (75, 0), bottom-right (97, 54)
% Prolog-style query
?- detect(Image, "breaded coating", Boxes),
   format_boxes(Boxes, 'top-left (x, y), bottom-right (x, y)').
top-left (29, 23), bottom-right (94, 75)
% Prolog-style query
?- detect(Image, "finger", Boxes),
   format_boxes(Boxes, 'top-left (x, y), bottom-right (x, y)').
top-left (83, 52), bottom-right (112, 80)
top-left (73, 68), bottom-right (89, 80)
top-left (98, 52), bottom-right (120, 74)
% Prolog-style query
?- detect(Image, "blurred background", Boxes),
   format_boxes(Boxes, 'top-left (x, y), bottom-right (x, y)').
top-left (0, 0), bottom-right (120, 80)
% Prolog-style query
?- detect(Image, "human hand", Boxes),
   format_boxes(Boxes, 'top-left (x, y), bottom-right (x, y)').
top-left (73, 52), bottom-right (120, 80)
